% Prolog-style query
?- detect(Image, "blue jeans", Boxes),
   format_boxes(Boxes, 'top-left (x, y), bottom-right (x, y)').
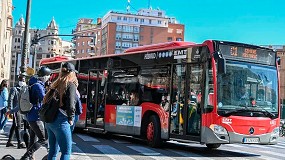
top-left (0, 107), bottom-right (8, 130)
top-left (46, 111), bottom-right (72, 160)
top-left (70, 114), bottom-right (79, 133)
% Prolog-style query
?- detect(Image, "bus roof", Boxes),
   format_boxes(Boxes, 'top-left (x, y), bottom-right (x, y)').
top-left (124, 41), bottom-right (196, 53)
top-left (39, 56), bottom-right (73, 65)
top-left (40, 41), bottom-right (198, 65)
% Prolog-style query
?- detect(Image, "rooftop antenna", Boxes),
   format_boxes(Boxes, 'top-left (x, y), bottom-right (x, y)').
top-left (127, 0), bottom-right (131, 13)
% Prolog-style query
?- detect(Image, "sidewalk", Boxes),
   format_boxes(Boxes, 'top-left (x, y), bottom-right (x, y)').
top-left (0, 120), bottom-right (48, 159)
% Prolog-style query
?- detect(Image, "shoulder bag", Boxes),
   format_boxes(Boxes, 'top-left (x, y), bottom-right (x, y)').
top-left (39, 89), bottom-right (60, 123)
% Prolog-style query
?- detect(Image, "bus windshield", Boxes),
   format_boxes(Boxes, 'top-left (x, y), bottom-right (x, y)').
top-left (217, 61), bottom-right (278, 118)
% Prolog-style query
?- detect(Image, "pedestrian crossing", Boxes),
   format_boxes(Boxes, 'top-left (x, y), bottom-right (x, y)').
top-left (71, 134), bottom-right (285, 160)
top-left (1, 131), bottom-right (285, 160)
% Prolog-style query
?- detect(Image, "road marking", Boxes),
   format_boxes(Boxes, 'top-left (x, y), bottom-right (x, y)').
top-left (93, 145), bottom-right (135, 160)
top-left (259, 150), bottom-right (285, 159)
top-left (128, 146), bottom-right (175, 160)
top-left (71, 145), bottom-right (93, 160)
top-left (225, 148), bottom-right (280, 160)
top-left (76, 134), bottom-right (99, 142)
top-left (111, 139), bottom-right (131, 144)
top-left (224, 144), bottom-right (244, 148)
top-left (167, 149), bottom-right (213, 160)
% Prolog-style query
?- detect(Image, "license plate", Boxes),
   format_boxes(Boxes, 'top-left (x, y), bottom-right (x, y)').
top-left (243, 137), bottom-right (260, 144)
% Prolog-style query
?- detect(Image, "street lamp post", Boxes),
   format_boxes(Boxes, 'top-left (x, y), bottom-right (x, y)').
top-left (20, 0), bottom-right (32, 76)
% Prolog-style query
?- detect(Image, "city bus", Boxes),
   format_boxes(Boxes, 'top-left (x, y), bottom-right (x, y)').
top-left (40, 40), bottom-right (280, 149)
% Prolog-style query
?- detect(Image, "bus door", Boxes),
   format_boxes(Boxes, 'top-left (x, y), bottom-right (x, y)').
top-left (170, 64), bottom-right (203, 140)
top-left (86, 69), bottom-right (106, 129)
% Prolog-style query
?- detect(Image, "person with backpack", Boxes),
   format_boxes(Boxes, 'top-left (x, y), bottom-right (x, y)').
top-left (6, 75), bottom-right (26, 149)
top-left (20, 66), bottom-right (51, 160)
top-left (0, 79), bottom-right (9, 133)
top-left (43, 62), bottom-right (77, 160)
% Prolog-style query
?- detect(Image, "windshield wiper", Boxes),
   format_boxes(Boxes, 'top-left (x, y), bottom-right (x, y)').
top-left (222, 107), bottom-right (275, 119)
top-left (223, 108), bottom-right (248, 117)
top-left (255, 107), bottom-right (275, 119)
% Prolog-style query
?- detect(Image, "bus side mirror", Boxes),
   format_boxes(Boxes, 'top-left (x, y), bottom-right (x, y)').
top-left (217, 58), bottom-right (226, 74)
top-left (277, 57), bottom-right (281, 65)
top-left (213, 51), bottom-right (226, 74)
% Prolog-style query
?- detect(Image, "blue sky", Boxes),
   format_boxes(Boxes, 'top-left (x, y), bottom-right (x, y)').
top-left (12, 0), bottom-right (285, 45)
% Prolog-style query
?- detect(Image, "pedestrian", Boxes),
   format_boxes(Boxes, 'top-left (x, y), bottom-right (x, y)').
top-left (6, 75), bottom-right (26, 149)
top-left (43, 62), bottom-right (77, 160)
top-left (0, 79), bottom-right (9, 133)
top-left (20, 66), bottom-right (51, 160)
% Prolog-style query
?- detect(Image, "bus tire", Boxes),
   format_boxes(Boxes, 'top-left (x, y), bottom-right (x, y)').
top-left (146, 115), bottom-right (161, 148)
top-left (206, 143), bottom-right (221, 149)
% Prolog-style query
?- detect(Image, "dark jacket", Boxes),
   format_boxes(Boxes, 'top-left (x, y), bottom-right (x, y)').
top-left (8, 85), bottom-right (21, 111)
top-left (61, 82), bottom-right (76, 121)
top-left (27, 76), bottom-right (45, 121)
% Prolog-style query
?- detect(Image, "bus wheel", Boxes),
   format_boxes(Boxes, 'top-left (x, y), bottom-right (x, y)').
top-left (146, 115), bottom-right (161, 147)
top-left (206, 144), bottom-right (221, 149)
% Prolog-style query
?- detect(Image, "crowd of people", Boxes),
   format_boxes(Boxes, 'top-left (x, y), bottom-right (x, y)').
top-left (0, 62), bottom-right (82, 160)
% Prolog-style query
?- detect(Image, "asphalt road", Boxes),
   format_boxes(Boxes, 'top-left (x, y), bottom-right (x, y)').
top-left (1, 120), bottom-right (284, 160)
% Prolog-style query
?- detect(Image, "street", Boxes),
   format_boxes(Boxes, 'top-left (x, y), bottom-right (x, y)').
top-left (0, 121), bottom-right (285, 160)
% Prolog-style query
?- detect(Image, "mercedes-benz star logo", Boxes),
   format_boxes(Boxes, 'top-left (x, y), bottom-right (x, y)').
top-left (249, 127), bottom-right (254, 134)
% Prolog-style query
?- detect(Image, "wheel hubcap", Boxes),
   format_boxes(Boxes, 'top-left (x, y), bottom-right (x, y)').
top-left (147, 122), bottom-right (154, 142)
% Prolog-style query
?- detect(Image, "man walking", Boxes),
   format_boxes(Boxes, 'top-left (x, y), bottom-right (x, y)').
top-left (6, 75), bottom-right (26, 148)
top-left (20, 67), bottom-right (51, 160)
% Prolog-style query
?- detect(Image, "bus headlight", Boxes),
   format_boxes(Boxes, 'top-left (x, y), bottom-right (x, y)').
top-left (272, 127), bottom-right (279, 136)
top-left (210, 124), bottom-right (228, 135)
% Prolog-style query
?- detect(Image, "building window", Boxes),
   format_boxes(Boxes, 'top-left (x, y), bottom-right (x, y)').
top-left (140, 19), bottom-right (144, 23)
top-left (176, 29), bottom-right (183, 34)
top-left (77, 43), bottom-right (80, 46)
top-left (158, 12), bottom-right (162, 17)
top-left (149, 19), bottom-right (152, 24)
top-left (116, 34), bottom-right (121, 40)
top-left (135, 18), bottom-right (138, 22)
top-left (176, 38), bottom-right (182, 41)
top-left (158, 20), bottom-right (161, 24)
top-left (117, 16), bottom-right (122, 20)
top-left (168, 28), bottom-right (173, 33)
top-left (82, 42), bottom-right (85, 46)
top-left (18, 38), bottom-right (20, 43)
top-left (37, 54), bottom-right (42, 59)
top-left (12, 60), bottom-right (15, 65)
top-left (15, 38), bottom-right (17, 42)
top-left (123, 17), bottom-right (127, 21)
top-left (82, 49), bottom-right (84, 53)
top-left (167, 37), bottom-right (173, 41)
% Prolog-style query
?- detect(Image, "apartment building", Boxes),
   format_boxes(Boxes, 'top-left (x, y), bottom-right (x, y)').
top-left (0, 0), bottom-right (13, 81)
top-left (10, 17), bottom-right (73, 86)
top-left (101, 8), bottom-right (184, 55)
top-left (73, 18), bottom-right (102, 58)
top-left (73, 8), bottom-right (185, 57)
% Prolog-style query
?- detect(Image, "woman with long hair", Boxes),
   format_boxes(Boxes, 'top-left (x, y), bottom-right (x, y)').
top-left (0, 79), bottom-right (8, 133)
top-left (44, 62), bottom-right (78, 160)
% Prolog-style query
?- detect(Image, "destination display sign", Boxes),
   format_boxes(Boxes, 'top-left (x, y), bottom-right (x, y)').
top-left (219, 44), bottom-right (276, 65)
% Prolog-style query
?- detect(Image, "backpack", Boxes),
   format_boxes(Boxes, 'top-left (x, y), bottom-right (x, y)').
top-left (19, 83), bottom-right (37, 114)
top-left (75, 95), bottom-right (82, 115)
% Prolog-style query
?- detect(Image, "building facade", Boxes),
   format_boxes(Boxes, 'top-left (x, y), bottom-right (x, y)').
top-left (101, 8), bottom-right (184, 55)
top-left (0, 0), bottom-right (13, 82)
top-left (73, 8), bottom-right (185, 57)
top-left (73, 18), bottom-right (102, 58)
top-left (10, 17), bottom-right (73, 86)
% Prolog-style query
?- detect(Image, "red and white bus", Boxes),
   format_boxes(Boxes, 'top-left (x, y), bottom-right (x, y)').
top-left (40, 40), bottom-right (280, 149)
